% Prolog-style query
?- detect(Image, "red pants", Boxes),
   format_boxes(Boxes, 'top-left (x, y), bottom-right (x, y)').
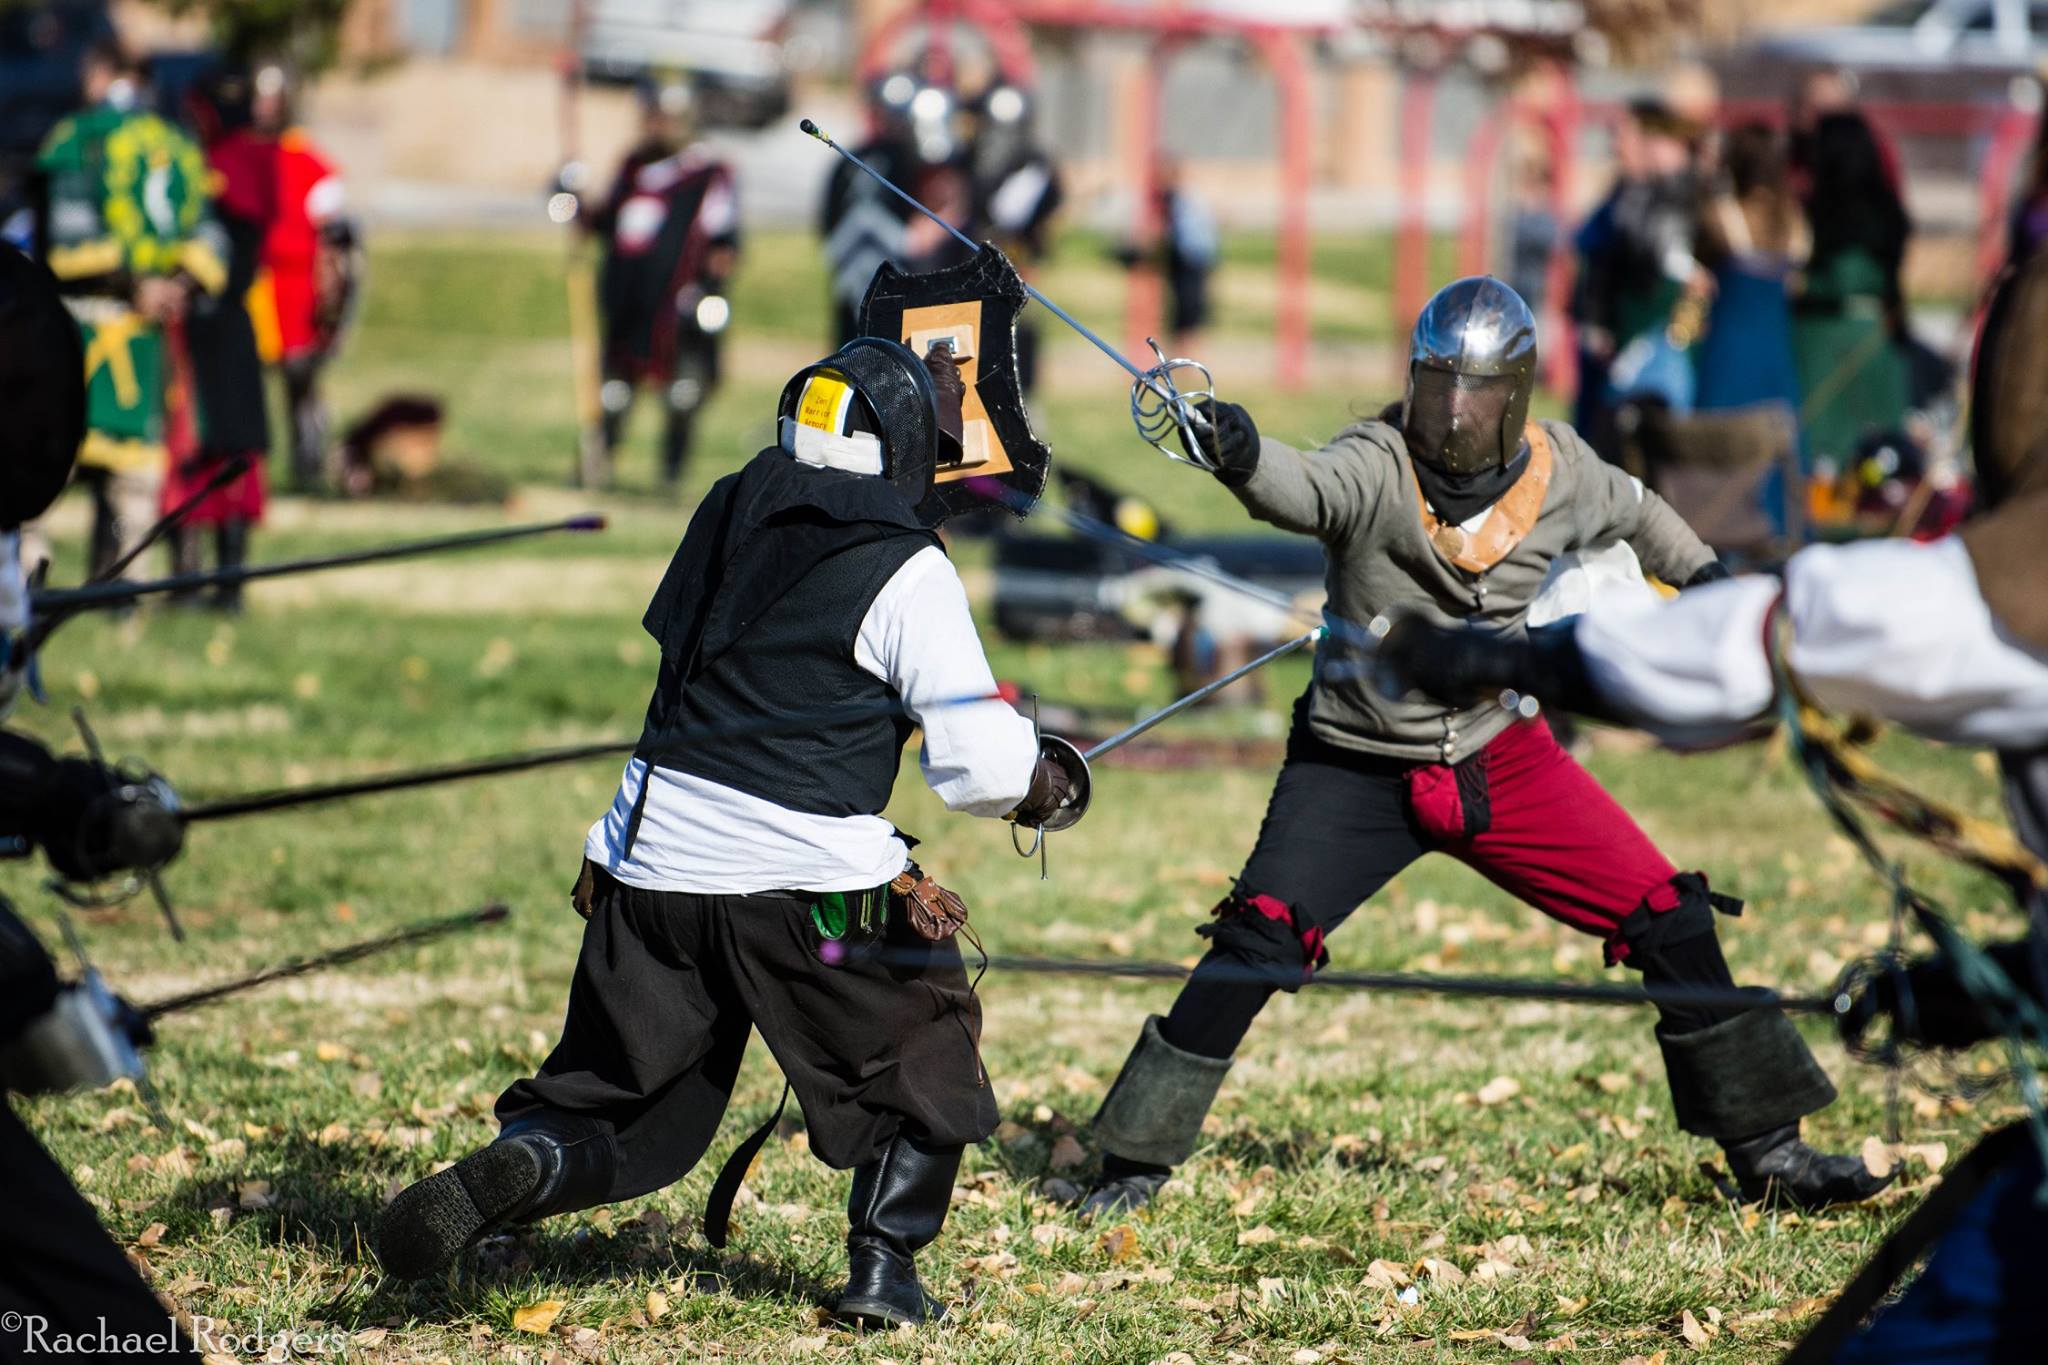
top-left (1217, 714), bottom-right (1684, 969)
top-left (1408, 717), bottom-right (1679, 957)
top-left (1164, 711), bottom-right (1718, 1062)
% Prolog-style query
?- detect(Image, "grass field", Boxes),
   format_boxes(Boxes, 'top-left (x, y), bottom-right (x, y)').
top-left (2, 227), bottom-right (2026, 1363)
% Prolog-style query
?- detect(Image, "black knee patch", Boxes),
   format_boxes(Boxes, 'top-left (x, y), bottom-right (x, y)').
top-left (1197, 889), bottom-right (1329, 989)
top-left (1612, 871), bottom-right (1741, 968)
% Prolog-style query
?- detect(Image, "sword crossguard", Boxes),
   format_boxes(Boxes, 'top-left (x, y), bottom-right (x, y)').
top-left (1129, 338), bottom-right (1220, 472)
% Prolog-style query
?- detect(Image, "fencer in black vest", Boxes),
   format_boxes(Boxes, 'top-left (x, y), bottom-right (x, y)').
top-left (374, 337), bottom-right (1076, 1327)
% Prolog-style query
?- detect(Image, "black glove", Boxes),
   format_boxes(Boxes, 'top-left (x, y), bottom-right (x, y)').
top-left (1682, 558), bottom-right (1732, 589)
top-left (1836, 939), bottom-right (2047, 1053)
top-left (1179, 399), bottom-right (1260, 486)
top-left (1374, 615), bottom-right (1612, 719)
top-left (923, 341), bottom-right (967, 467)
top-left (37, 760), bottom-right (183, 884)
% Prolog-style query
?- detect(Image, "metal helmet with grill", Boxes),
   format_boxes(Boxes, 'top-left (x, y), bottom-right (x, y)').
top-left (1401, 276), bottom-right (1538, 475)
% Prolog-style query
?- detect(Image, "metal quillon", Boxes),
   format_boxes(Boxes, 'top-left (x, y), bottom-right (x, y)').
top-left (799, 118), bottom-right (1220, 471)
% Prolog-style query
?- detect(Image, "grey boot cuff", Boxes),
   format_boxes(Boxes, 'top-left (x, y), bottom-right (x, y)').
top-left (1657, 1007), bottom-right (1837, 1140)
top-left (1091, 1015), bottom-right (1233, 1168)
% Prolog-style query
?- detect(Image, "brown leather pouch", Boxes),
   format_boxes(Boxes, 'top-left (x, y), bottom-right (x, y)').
top-left (890, 864), bottom-right (969, 942)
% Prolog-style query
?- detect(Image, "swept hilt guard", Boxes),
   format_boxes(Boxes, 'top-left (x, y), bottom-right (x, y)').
top-left (1129, 338), bottom-right (1219, 471)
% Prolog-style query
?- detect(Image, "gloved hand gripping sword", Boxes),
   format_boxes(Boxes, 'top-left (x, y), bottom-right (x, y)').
top-left (800, 119), bottom-right (1222, 471)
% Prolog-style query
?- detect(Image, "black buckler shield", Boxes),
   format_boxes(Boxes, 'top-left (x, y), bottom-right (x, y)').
top-left (858, 244), bottom-right (1051, 524)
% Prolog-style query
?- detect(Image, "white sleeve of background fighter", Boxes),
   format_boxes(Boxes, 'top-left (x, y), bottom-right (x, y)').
top-left (1571, 573), bottom-right (1781, 732)
top-left (856, 545), bottom-right (1039, 816)
top-left (1570, 536), bottom-right (2048, 748)
top-left (1782, 536), bottom-right (2048, 747)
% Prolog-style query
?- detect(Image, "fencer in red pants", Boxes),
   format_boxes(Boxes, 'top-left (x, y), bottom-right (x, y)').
top-left (1082, 278), bottom-right (1886, 1216)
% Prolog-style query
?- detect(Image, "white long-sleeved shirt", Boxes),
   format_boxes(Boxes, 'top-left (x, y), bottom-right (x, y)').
top-left (585, 544), bottom-right (1038, 894)
top-left (1572, 535), bottom-right (2048, 748)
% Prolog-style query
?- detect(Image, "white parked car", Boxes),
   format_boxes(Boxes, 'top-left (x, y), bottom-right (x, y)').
top-left (1753, 0), bottom-right (2047, 72)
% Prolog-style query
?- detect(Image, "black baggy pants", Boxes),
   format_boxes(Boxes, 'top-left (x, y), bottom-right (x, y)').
top-left (496, 868), bottom-right (997, 1202)
top-left (0, 1105), bottom-right (196, 1361)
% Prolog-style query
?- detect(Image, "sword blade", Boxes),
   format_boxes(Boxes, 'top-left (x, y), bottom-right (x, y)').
top-left (139, 903), bottom-right (510, 1020)
top-left (30, 515), bottom-right (608, 614)
top-left (953, 950), bottom-right (1836, 1016)
top-left (1085, 627), bottom-right (1323, 762)
top-left (802, 118), bottom-right (1173, 401)
top-left (179, 739), bottom-right (638, 823)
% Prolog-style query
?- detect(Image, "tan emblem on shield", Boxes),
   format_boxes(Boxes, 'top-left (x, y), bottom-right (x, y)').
top-left (900, 300), bottom-right (1016, 483)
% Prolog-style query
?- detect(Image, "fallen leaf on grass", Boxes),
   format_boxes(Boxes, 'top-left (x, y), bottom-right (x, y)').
top-left (1476, 1076), bottom-right (1521, 1106)
top-left (1098, 1224), bottom-right (1140, 1262)
top-left (1257, 1276), bottom-right (1287, 1304)
top-left (1861, 1136), bottom-right (1895, 1178)
top-left (1472, 1258), bottom-right (1517, 1281)
top-left (234, 1180), bottom-right (272, 1210)
top-left (1680, 1310), bottom-right (1712, 1348)
top-left (1365, 1259), bottom-right (1411, 1289)
top-left (1419, 1257), bottom-right (1465, 1284)
top-left (350, 1329), bottom-right (388, 1348)
top-left (1237, 1224), bottom-right (1279, 1246)
top-left (645, 1290), bottom-right (669, 1322)
top-left (1556, 1294), bottom-right (1589, 1316)
top-left (511, 1300), bottom-right (564, 1335)
top-left (135, 1223), bottom-right (166, 1248)
top-left (790, 1333), bottom-right (828, 1353)
top-left (1290, 1350), bottom-right (1323, 1364)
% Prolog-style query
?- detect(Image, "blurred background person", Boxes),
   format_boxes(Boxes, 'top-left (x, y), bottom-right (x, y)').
top-left (1793, 110), bottom-right (1911, 476)
top-left (819, 75), bottom-right (922, 347)
top-left (1132, 162), bottom-right (1219, 354)
top-left (583, 79), bottom-right (737, 491)
top-left (1692, 121), bottom-right (1806, 536)
top-left (34, 37), bottom-right (223, 582)
top-left (970, 82), bottom-right (1062, 396)
top-left (1504, 154), bottom-right (1559, 323)
top-left (166, 65), bottom-right (271, 609)
top-left (1569, 99), bottom-right (1706, 461)
top-left (244, 64), bottom-right (353, 495)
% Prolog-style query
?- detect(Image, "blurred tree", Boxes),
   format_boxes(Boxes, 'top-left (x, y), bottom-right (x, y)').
top-left (156, 0), bottom-right (355, 72)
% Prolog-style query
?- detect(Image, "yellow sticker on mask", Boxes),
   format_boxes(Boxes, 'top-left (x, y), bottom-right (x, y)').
top-left (795, 370), bottom-right (854, 434)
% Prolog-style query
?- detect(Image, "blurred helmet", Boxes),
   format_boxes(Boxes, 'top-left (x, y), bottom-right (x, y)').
top-left (776, 337), bottom-right (947, 508)
top-left (0, 247), bottom-right (86, 528)
top-left (1402, 276), bottom-right (1537, 475)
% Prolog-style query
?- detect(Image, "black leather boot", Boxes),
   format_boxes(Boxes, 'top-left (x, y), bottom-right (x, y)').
top-left (166, 528), bottom-right (205, 608)
top-left (211, 519), bottom-right (249, 613)
top-left (1657, 1007), bottom-right (1893, 1209)
top-left (1081, 1015), bottom-right (1232, 1217)
top-left (1080, 1155), bottom-right (1171, 1218)
top-left (834, 1131), bottom-right (961, 1329)
top-left (372, 1112), bottom-right (616, 1279)
top-left (1723, 1122), bottom-right (1894, 1209)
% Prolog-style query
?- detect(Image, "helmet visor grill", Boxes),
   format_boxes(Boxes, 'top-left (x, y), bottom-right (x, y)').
top-left (1406, 367), bottom-right (1519, 475)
